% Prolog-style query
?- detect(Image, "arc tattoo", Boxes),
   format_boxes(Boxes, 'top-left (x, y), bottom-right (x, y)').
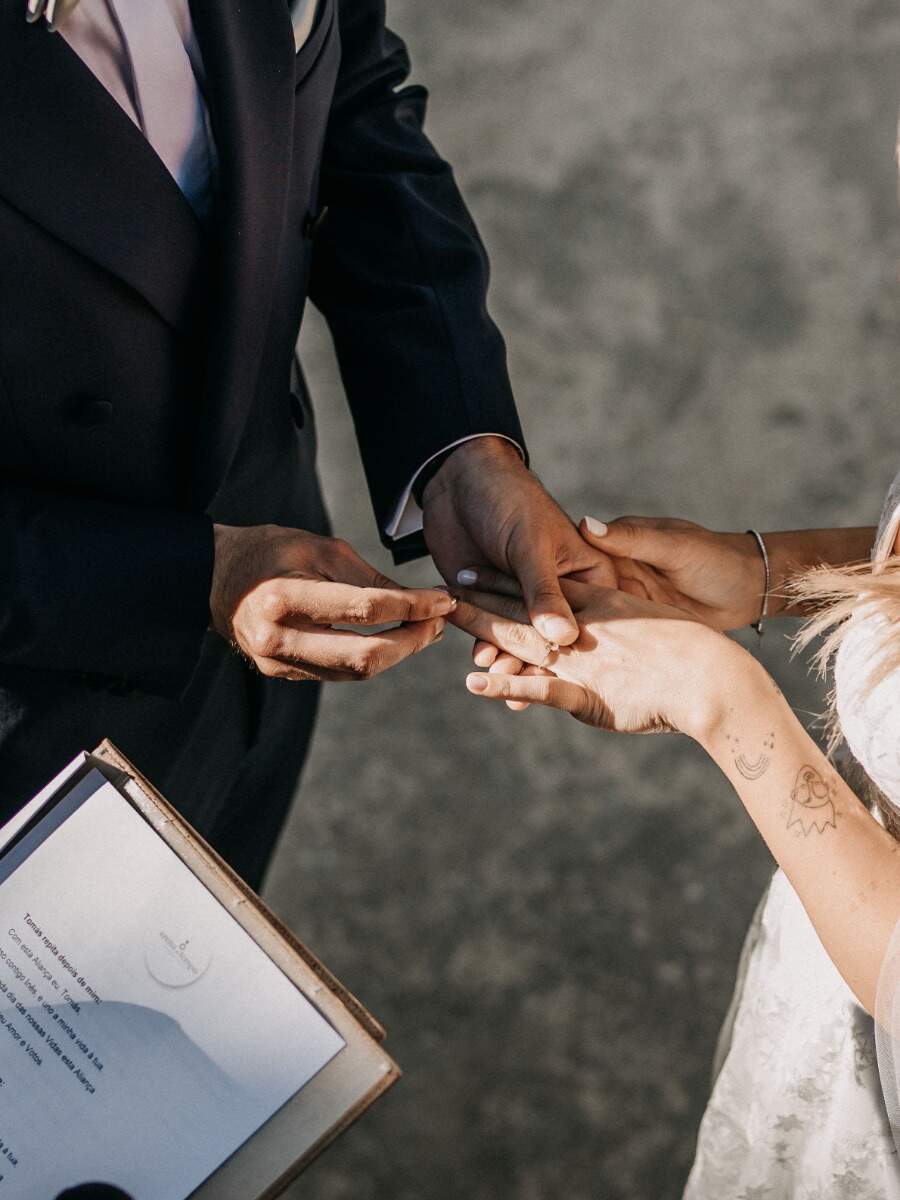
top-left (736, 752), bottom-right (770, 780)
top-left (726, 731), bottom-right (776, 780)
top-left (786, 765), bottom-right (837, 836)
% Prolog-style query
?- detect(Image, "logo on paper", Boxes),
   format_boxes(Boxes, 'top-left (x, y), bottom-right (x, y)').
top-left (144, 930), bottom-right (211, 988)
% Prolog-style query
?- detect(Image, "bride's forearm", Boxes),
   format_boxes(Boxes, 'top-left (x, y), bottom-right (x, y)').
top-left (696, 657), bottom-right (900, 1015)
top-left (764, 527), bottom-right (876, 616)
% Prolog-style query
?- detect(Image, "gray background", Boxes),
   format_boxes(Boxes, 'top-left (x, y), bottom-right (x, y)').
top-left (267, 3), bottom-right (900, 1197)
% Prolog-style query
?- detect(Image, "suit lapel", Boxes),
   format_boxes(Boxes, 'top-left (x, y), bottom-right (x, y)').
top-left (0, 6), bottom-right (204, 336)
top-left (0, 1), bottom-right (297, 510)
top-left (188, 0), bottom-right (297, 511)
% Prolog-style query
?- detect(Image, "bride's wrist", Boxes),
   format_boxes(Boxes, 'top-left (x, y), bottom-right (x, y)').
top-left (682, 637), bottom-right (773, 745)
top-left (760, 532), bottom-right (797, 618)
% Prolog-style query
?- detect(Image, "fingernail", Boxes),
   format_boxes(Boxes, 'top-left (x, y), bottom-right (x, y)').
top-left (537, 615), bottom-right (575, 642)
top-left (466, 673), bottom-right (489, 693)
top-left (582, 517), bottom-right (608, 536)
top-left (434, 618), bottom-right (446, 637)
top-left (457, 568), bottom-right (479, 586)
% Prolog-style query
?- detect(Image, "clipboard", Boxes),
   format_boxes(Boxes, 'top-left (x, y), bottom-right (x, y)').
top-left (0, 741), bottom-right (400, 1200)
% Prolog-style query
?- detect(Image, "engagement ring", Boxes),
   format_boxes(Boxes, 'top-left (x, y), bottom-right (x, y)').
top-left (539, 641), bottom-right (559, 669)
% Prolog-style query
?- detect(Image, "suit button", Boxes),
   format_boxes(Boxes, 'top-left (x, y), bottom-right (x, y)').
top-left (302, 205), bottom-right (329, 239)
top-left (289, 392), bottom-right (306, 430)
top-left (66, 398), bottom-right (114, 428)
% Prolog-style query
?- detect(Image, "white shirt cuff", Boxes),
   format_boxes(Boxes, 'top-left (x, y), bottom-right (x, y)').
top-left (384, 434), bottom-right (525, 541)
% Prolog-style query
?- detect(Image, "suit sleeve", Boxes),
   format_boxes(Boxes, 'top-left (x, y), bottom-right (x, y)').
top-left (307, 0), bottom-right (526, 561)
top-left (0, 485), bottom-right (214, 697)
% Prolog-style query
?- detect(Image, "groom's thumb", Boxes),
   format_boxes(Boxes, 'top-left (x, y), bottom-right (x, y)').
top-left (580, 515), bottom-right (682, 568)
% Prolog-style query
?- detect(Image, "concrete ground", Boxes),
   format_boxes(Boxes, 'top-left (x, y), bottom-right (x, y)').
top-left (266, 3), bottom-right (900, 1196)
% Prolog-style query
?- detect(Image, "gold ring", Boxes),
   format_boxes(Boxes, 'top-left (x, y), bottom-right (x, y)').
top-left (539, 640), bottom-right (559, 670)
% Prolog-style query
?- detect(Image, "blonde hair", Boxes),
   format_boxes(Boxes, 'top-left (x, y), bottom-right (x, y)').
top-left (789, 517), bottom-right (900, 836)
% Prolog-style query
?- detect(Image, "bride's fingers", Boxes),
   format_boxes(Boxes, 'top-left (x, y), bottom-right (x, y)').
top-left (489, 652), bottom-right (525, 674)
top-left (448, 598), bottom-right (557, 667)
top-left (456, 566), bottom-right (522, 597)
top-left (466, 670), bottom-right (591, 718)
top-left (473, 640), bottom-right (500, 668)
top-left (503, 663), bottom-right (557, 710)
top-left (615, 572), bottom-right (651, 601)
top-left (489, 651), bottom-right (530, 711)
top-left (556, 575), bottom-right (600, 610)
top-left (579, 515), bottom-right (699, 570)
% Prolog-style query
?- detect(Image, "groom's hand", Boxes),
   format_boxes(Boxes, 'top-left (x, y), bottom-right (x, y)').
top-left (421, 437), bottom-right (616, 646)
top-left (210, 524), bottom-right (453, 680)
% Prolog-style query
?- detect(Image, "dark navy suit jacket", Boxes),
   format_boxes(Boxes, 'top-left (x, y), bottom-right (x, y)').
top-left (0, 0), bottom-right (524, 885)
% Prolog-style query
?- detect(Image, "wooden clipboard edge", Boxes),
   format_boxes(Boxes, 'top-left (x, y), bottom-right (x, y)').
top-left (256, 1063), bottom-right (400, 1200)
top-left (91, 740), bottom-right (387, 1043)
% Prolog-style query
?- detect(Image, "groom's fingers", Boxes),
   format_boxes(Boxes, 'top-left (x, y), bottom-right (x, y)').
top-left (254, 624), bottom-right (444, 681)
top-left (507, 534), bottom-right (580, 646)
top-left (451, 587), bottom-right (529, 624)
top-left (292, 580), bottom-right (456, 627)
top-left (523, 569), bottom-right (580, 645)
top-left (455, 566), bottom-right (522, 597)
top-left (466, 670), bottom-right (591, 719)
top-left (448, 597), bottom-right (558, 667)
top-left (253, 618), bottom-right (445, 681)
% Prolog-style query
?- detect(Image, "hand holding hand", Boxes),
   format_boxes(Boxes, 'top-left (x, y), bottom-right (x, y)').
top-left (579, 516), bottom-right (766, 631)
top-left (422, 438), bottom-right (618, 649)
top-left (210, 524), bottom-right (453, 681)
top-left (450, 578), bottom-right (761, 738)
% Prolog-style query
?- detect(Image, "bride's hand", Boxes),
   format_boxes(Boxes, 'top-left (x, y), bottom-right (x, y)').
top-left (450, 579), bottom-right (762, 738)
top-left (577, 515), bottom-right (766, 631)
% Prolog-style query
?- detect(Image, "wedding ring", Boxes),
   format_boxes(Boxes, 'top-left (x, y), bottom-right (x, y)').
top-left (539, 640), bottom-right (559, 670)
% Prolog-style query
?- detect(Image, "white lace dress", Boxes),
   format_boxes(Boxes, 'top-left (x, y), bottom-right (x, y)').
top-left (683, 489), bottom-right (900, 1200)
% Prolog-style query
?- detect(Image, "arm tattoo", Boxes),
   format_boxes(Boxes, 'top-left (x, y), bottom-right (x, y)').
top-left (725, 731), bottom-right (776, 780)
top-left (786, 765), bottom-right (838, 835)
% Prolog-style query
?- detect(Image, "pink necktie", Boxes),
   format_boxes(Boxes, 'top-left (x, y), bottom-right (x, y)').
top-left (106, 0), bottom-right (215, 217)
